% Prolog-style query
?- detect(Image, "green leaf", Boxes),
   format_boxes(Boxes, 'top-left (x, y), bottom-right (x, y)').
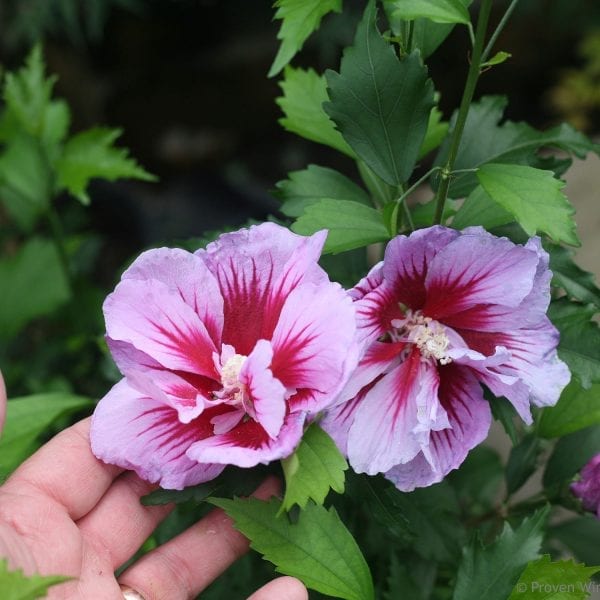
top-left (488, 395), bottom-right (519, 445)
top-left (56, 127), bottom-right (156, 204)
top-left (419, 103), bottom-right (449, 158)
top-left (482, 51), bottom-right (512, 68)
top-left (411, 197), bottom-right (458, 227)
top-left (210, 497), bottom-right (374, 600)
top-left (539, 381), bottom-right (600, 438)
top-left (269, 0), bottom-right (342, 77)
top-left (549, 516), bottom-right (600, 567)
top-left (0, 393), bottom-right (92, 478)
top-left (276, 67), bottom-right (355, 157)
top-left (292, 199), bottom-right (389, 253)
top-left (141, 465), bottom-right (266, 506)
top-left (385, 554), bottom-right (425, 600)
top-left (451, 185), bottom-right (513, 230)
top-left (275, 164), bottom-right (370, 217)
top-left (280, 424), bottom-right (348, 512)
top-left (505, 434), bottom-right (541, 495)
top-left (477, 163), bottom-right (579, 246)
top-left (0, 133), bottom-right (52, 231)
top-left (435, 95), bottom-right (598, 198)
top-left (388, 0), bottom-right (470, 24)
top-left (508, 555), bottom-right (600, 600)
top-left (0, 238), bottom-right (70, 339)
top-left (543, 425), bottom-right (600, 489)
top-left (324, 1), bottom-right (434, 185)
top-left (0, 558), bottom-right (70, 600)
top-left (453, 507), bottom-right (549, 600)
top-left (548, 244), bottom-right (600, 308)
top-left (548, 299), bottom-right (600, 389)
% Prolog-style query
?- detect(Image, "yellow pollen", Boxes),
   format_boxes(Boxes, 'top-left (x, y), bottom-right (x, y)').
top-left (221, 353), bottom-right (247, 391)
top-left (392, 311), bottom-right (452, 365)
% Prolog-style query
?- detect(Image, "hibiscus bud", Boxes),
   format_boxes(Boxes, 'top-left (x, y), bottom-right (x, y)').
top-left (571, 454), bottom-right (600, 518)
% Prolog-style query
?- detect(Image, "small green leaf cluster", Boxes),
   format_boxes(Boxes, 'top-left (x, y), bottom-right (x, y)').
top-left (0, 559), bottom-right (70, 600)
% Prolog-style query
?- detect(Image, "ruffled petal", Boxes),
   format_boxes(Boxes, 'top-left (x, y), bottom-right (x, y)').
top-left (90, 379), bottom-right (224, 490)
top-left (186, 412), bottom-right (306, 468)
top-left (385, 365), bottom-right (491, 491)
top-left (424, 228), bottom-right (539, 320)
top-left (198, 223), bottom-right (328, 355)
top-left (104, 278), bottom-right (219, 379)
top-left (270, 281), bottom-right (359, 413)
top-left (346, 350), bottom-right (445, 475)
top-left (122, 247), bottom-right (224, 345)
top-left (240, 339), bottom-right (286, 439)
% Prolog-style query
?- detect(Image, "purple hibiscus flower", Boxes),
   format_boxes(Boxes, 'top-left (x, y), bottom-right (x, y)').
top-left (322, 226), bottom-right (570, 491)
top-left (91, 223), bottom-right (358, 489)
top-left (571, 454), bottom-right (600, 518)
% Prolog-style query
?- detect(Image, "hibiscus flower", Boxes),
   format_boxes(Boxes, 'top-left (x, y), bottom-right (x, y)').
top-left (91, 223), bottom-right (358, 489)
top-left (322, 226), bottom-right (570, 491)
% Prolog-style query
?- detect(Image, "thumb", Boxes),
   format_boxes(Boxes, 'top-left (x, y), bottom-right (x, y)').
top-left (0, 371), bottom-right (6, 434)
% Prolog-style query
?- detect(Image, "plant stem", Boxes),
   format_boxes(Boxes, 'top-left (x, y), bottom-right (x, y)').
top-left (394, 167), bottom-right (441, 232)
top-left (432, 0), bottom-right (493, 225)
top-left (406, 20), bottom-right (415, 53)
top-left (481, 0), bottom-right (520, 63)
top-left (46, 206), bottom-right (71, 287)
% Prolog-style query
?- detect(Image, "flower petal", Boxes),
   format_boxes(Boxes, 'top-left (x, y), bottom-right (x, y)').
top-left (186, 412), bottom-right (306, 468)
top-left (198, 223), bottom-right (328, 355)
top-left (424, 228), bottom-right (539, 320)
top-left (104, 278), bottom-right (219, 379)
top-left (241, 339), bottom-right (287, 439)
top-left (385, 365), bottom-right (491, 491)
top-left (122, 247), bottom-right (224, 345)
top-left (90, 379), bottom-right (224, 490)
top-left (270, 281), bottom-right (359, 413)
top-left (346, 350), bottom-right (444, 475)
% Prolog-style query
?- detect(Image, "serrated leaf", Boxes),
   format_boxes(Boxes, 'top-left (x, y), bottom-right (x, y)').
top-left (389, 0), bottom-right (470, 24)
top-left (548, 244), bottom-right (600, 308)
top-left (539, 381), bottom-right (600, 438)
top-left (0, 558), bottom-right (70, 600)
top-left (210, 497), bottom-right (374, 600)
top-left (269, 0), bottom-right (342, 77)
top-left (508, 555), bottom-right (600, 600)
top-left (275, 164), bottom-right (370, 217)
top-left (324, 1), bottom-right (434, 185)
top-left (549, 516), bottom-right (600, 567)
top-left (482, 51), bottom-right (512, 67)
top-left (0, 238), bottom-right (70, 339)
top-left (292, 199), bottom-right (389, 253)
top-left (477, 163), bottom-right (579, 246)
top-left (453, 507), bottom-right (549, 600)
top-left (280, 424), bottom-right (348, 512)
top-left (548, 299), bottom-right (600, 389)
top-left (276, 67), bottom-right (354, 157)
top-left (543, 425), bottom-right (600, 489)
top-left (141, 465), bottom-right (266, 506)
top-left (56, 127), bottom-right (156, 204)
top-left (0, 393), bottom-right (92, 477)
top-left (451, 185), bottom-right (513, 230)
top-left (435, 95), bottom-right (598, 198)
top-left (505, 434), bottom-right (541, 495)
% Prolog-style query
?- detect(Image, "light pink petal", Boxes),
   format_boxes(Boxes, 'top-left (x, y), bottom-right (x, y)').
top-left (385, 365), bottom-right (491, 491)
top-left (353, 280), bottom-right (403, 344)
top-left (104, 278), bottom-right (219, 379)
top-left (424, 228), bottom-right (539, 320)
top-left (186, 412), bottom-right (306, 468)
top-left (197, 223), bottom-right (328, 355)
top-left (270, 281), bottom-right (359, 413)
top-left (240, 339), bottom-right (287, 439)
top-left (90, 379), bottom-right (224, 490)
top-left (349, 262), bottom-right (383, 301)
top-left (346, 350), bottom-right (445, 475)
top-left (122, 247), bottom-right (224, 345)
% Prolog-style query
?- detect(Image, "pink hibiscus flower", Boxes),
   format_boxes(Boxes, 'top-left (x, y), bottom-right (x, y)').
top-left (322, 226), bottom-right (570, 491)
top-left (91, 223), bottom-right (358, 489)
top-left (571, 454), bottom-right (600, 518)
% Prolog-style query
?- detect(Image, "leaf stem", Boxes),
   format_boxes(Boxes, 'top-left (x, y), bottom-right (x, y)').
top-left (432, 0), bottom-right (493, 225)
top-left (406, 20), bottom-right (415, 53)
top-left (481, 0), bottom-right (520, 63)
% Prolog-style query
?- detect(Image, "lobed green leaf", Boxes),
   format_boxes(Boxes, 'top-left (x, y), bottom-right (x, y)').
top-left (388, 0), bottom-right (470, 24)
top-left (0, 559), bottom-right (70, 600)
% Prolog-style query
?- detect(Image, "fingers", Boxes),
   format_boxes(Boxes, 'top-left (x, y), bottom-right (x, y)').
top-left (247, 577), bottom-right (308, 600)
top-left (77, 471), bottom-right (173, 569)
top-left (0, 370), bottom-right (6, 433)
top-left (4, 418), bottom-right (123, 520)
top-left (118, 477), bottom-right (280, 600)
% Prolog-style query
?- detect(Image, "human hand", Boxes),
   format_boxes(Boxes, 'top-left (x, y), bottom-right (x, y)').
top-left (0, 373), bottom-right (307, 599)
